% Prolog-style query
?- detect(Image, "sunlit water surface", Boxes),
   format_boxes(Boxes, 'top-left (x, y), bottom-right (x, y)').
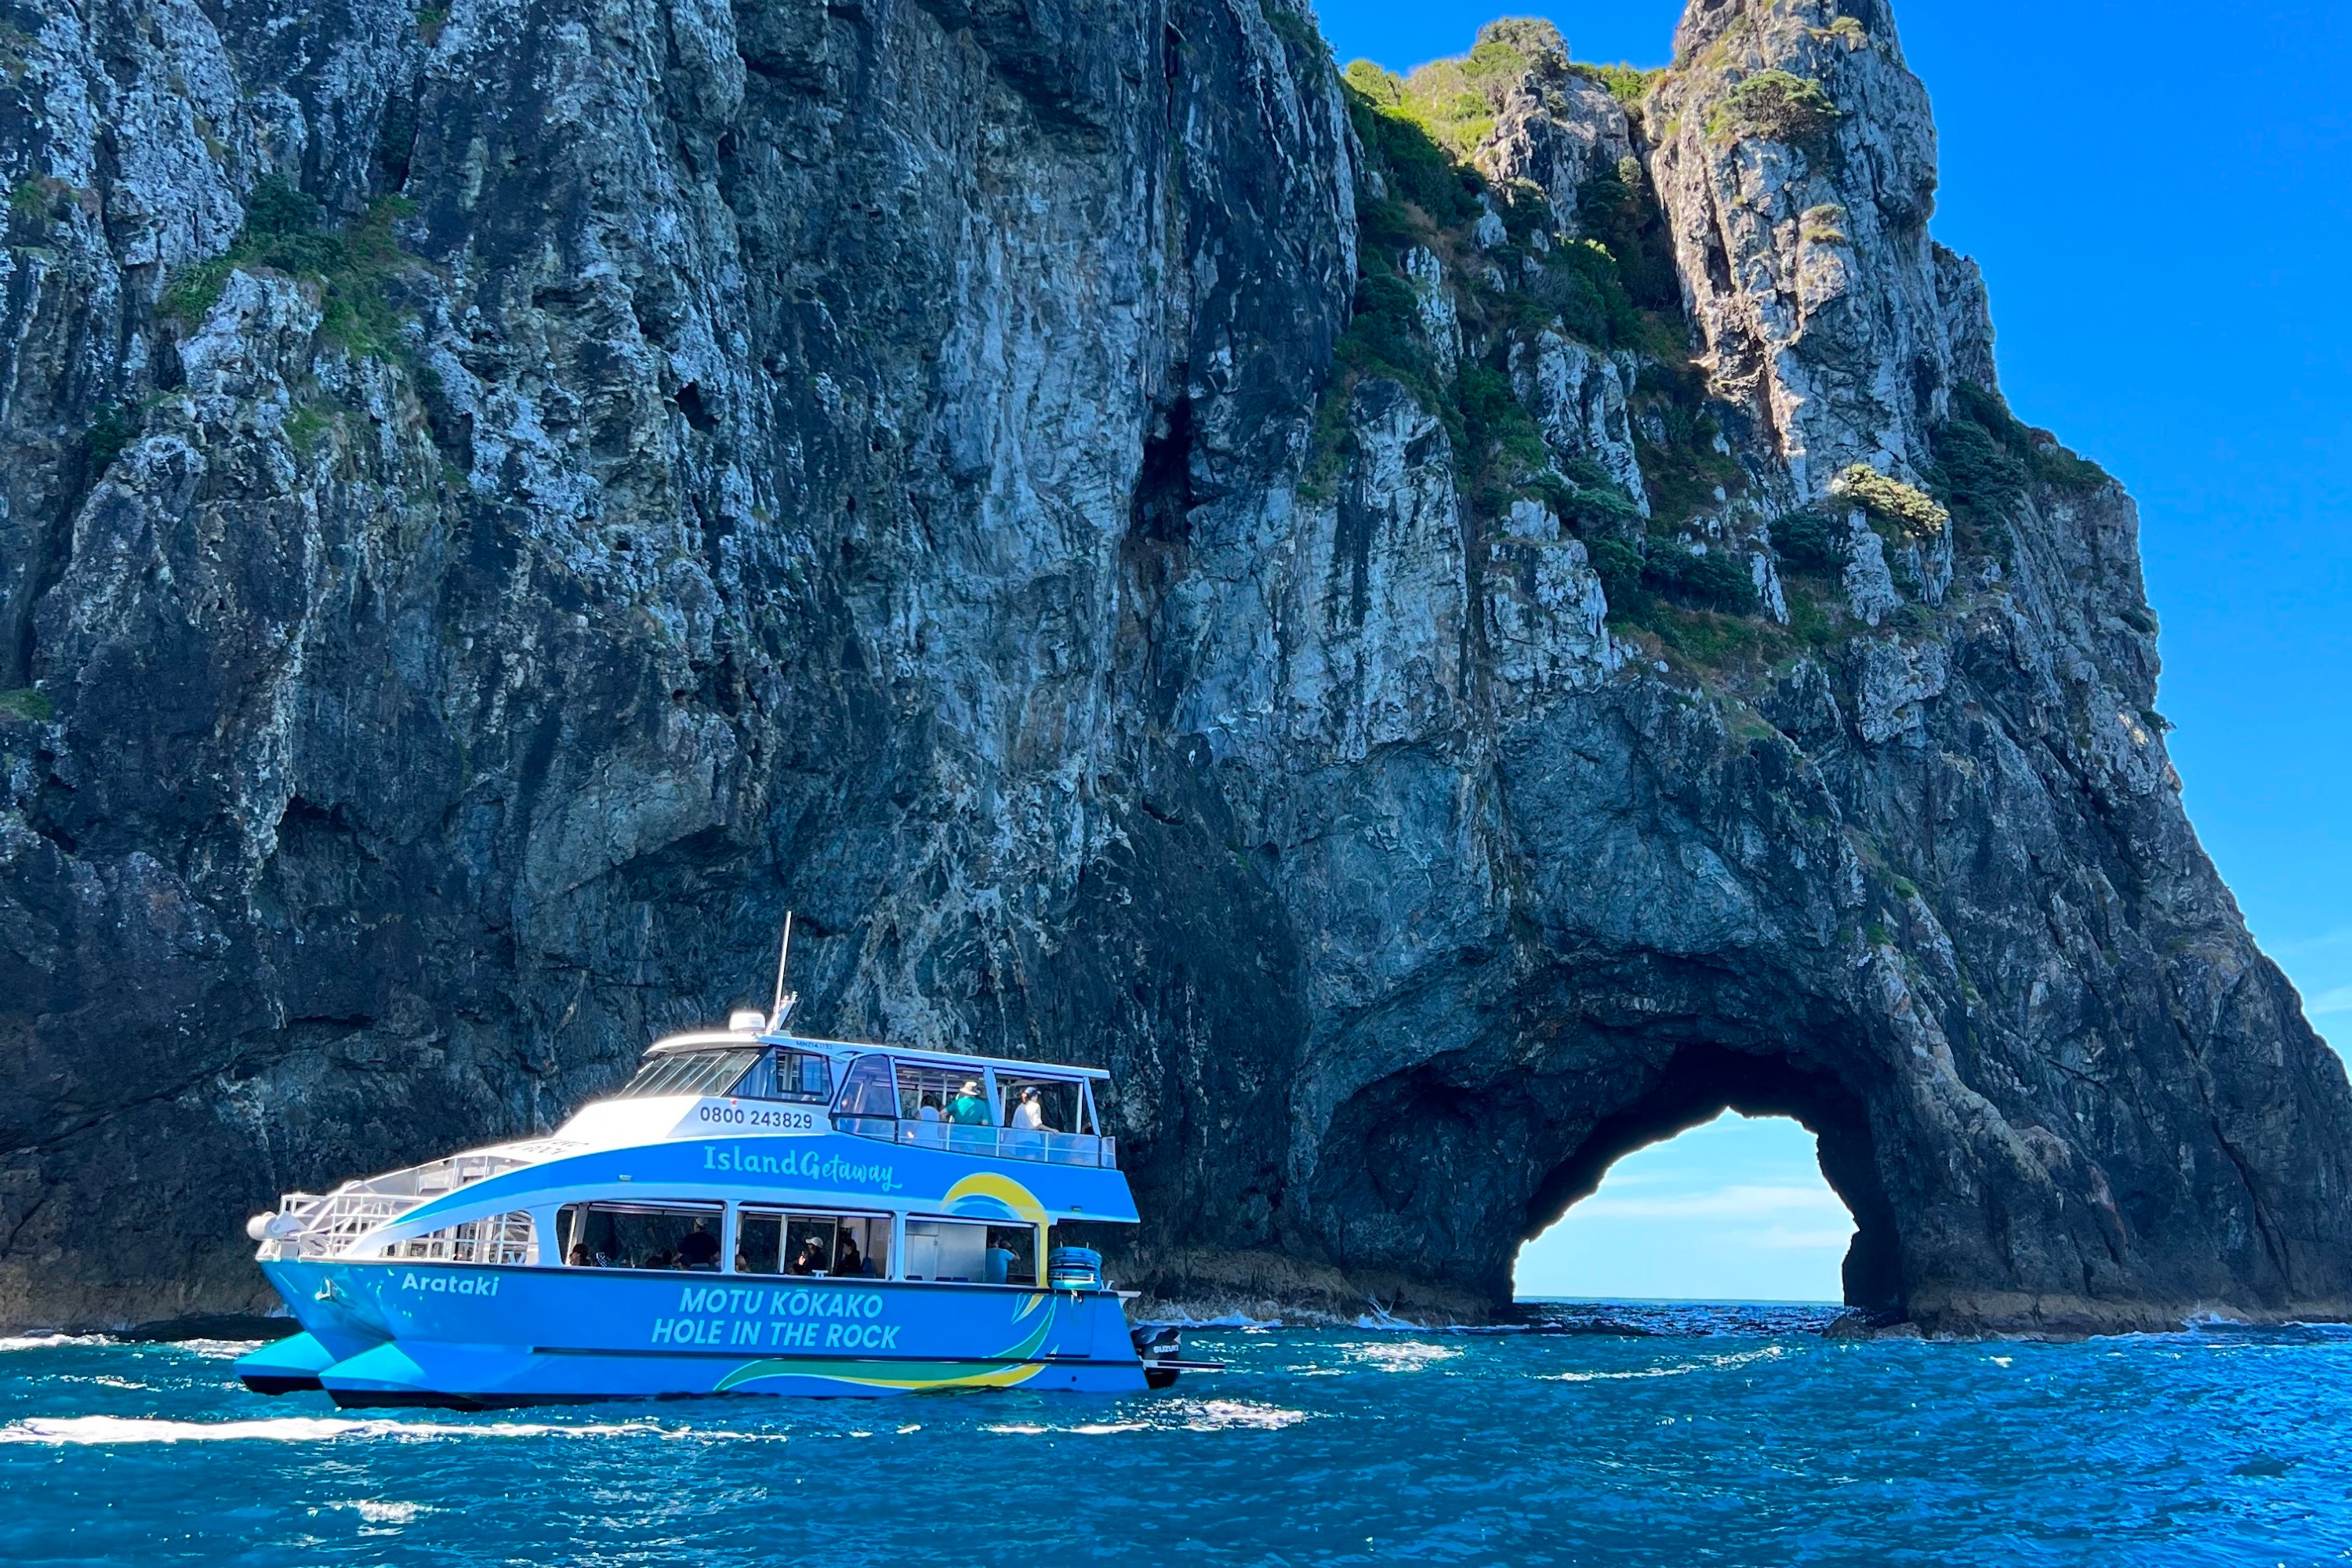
top-left (5, 1303), bottom-right (2350, 1566)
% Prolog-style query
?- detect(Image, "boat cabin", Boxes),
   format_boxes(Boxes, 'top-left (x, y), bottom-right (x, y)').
top-left (610, 1025), bottom-right (1118, 1170)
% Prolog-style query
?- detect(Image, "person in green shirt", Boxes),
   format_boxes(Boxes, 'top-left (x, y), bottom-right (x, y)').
top-left (946, 1080), bottom-right (991, 1125)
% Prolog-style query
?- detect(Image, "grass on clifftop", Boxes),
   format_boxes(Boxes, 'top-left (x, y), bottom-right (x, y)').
top-left (1319, 21), bottom-right (1686, 519)
top-left (1344, 20), bottom-right (1566, 162)
top-left (1344, 20), bottom-right (1659, 159)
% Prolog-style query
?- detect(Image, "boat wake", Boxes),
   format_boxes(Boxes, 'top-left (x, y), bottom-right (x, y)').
top-left (0, 1415), bottom-right (677, 1445)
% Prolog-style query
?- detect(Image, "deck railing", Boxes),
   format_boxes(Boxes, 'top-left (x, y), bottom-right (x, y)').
top-left (263, 1150), bottom-right (540, 1260)
top-left (267, 1190), bottom-right (430, 1258)
top-left (834, 1117), bottom-right (1118, 1169)
top-left (385, 1209), bottom-right (535, 1265)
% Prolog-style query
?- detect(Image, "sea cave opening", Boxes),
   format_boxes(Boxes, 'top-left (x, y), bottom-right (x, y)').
top-left (1507, 1040), bottom-right (1905, 1317)
top-left (1512, 1111), bottom-right (1856, 1305)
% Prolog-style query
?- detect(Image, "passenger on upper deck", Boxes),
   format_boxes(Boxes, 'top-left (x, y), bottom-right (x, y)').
top-left (679, 1220), bottom-right (720, 1272)
top-left (1011, 1087), bottom-right (1047, 1131)
top-left (947, 1080), bottom-right (990, 1125)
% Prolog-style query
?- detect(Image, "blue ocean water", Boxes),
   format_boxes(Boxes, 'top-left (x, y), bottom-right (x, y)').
top-left (5, 1302), bottom-right (2350, 1566)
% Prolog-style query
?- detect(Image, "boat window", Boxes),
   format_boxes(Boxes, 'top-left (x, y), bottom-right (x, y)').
top-left (902, 1218), bottom-right (991, 1283)
top-left (997, 1076), bottom-right (1080, 1134)
top-left (616, 1049), bottom-right (761, 1100)
top-left (558, 1201), bottom-right (724, 1270)
top-left (895, 1063), bottom-right (995, 1126)
top-left (736, 1209), bottom-right (888, 1279)
top-left (984, 1225), bottom-right (1038, 1286)
top-left (390, 1211), bottom-right (533, 1265)
top-left (729, 1048), bottom-right (835, 1104)
top-left (832, 1054), bottom-right (897, 1138)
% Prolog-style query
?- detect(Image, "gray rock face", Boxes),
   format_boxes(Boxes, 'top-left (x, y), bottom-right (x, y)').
top-left (1473, 34), bottom-right (1633, 237)
top-left (1646, 0), bottom-right (1994, 498)
top-left (1508, 332), bottom-right (1649, 514)
top-left (1, 0), bottom-right (2346, 1337)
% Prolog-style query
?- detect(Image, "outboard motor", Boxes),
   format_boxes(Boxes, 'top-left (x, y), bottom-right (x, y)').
top-left (1131, 1323), bottom-right (1189, 1389)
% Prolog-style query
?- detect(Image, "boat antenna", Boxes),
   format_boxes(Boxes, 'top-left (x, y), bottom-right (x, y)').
top-left (769, 910), bottom-right (797, 1030)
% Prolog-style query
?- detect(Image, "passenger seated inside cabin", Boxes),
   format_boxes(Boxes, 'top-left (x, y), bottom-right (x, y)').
top-left (568, 1243), bottom-right (594, 1267)
top-left (947, 1080), bottom-right (990, 1125)
top-left (790, 1236), bottom-right (829, 1276)
top-left (678, 1218), bottom-right (720, 1272)
top-left (835, 1232), bottom-right (865, 1279)
top-left (643, 1249), bottom-right (677, 1270)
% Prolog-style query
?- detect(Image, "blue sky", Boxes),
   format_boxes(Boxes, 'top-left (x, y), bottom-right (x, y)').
top-left (1316, 0), bottom-right (2352, 1301)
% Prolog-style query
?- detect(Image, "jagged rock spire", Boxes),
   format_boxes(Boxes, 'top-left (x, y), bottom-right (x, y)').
top-left (1645, 0), bottom-right (1997, 498)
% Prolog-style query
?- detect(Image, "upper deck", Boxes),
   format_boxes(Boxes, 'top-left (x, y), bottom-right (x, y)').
top-left (579, 1022), bottom-right (1119, 1171)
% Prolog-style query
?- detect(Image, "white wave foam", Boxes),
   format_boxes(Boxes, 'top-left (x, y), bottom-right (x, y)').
top-left (981, 1400), bottom-right (1305, 1437)
top-left (0, 1334), bottom-right (111, 1353)
top-left (1543, 1345), bottom-right (1787, 1384)
top-left (331, 1501), bottom-right (430, 1524)
top-left (0, 1415), bottom-right (671, 1445)
top-left (1352, 1308), bottom-right (1428, 1332)
top-left (1149, 1313), bottom-right (1283, 1330)
top-left (1177, 1399), bottom-right (1307, 1432)
top-left (1342, 1341), bottom-right (1461, 1373)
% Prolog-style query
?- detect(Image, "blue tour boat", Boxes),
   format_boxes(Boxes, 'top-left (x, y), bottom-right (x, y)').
top-left (234, 981), bottom-right (1210, 1406)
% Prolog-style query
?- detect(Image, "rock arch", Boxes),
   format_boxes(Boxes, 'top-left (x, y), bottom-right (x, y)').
top-left (1520, 1041), bottom-right (1899, 1317)
top-left (1298, 956), bottom-right (1914, 1323)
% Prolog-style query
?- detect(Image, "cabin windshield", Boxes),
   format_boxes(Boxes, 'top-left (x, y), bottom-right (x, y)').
top-left (730, 1047), bottom-right (834, 1103)
top-left (618, 1049), bottom-right (762, 1099)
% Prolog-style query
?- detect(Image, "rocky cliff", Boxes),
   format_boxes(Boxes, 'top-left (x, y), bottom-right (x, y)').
top-left (1, 0), bottom-right (2345, 1336)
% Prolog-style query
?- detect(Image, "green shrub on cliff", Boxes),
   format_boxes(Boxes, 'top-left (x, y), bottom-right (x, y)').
top-left (83, 403), bottom-right (139, 471)
top-left (1926, 414), bottom-right (2027, 522)
top-left (1643, 543), bottom-right (1758, 614)
top-left (1374, 19), bottom-right (1571, 158)
top-left (1708, 70), bottom-right (1840, 149)
top-left (0, 687), bottom-right (53, 722)
top-left (1574, 158), bottom-right (1682, 313)
top-left (1352, 19), bottom-right (1570, 161)
top-left (1830, 463), bottom-right (1947, 537)
top-left (1772, 509), bottom-right (1849, 573)
top-left (1517, 237), bottom-right (1642, 348)
top-left (1588, 536), bottom-right (1642, 604)
top-left (1922, 381), bottom-right (2108, 559)
top-left (1457, 361), bottom-right (1546, 472)
top-left (158, 176), bottom-right (419, 358)
top-left (1575, 63), bottom-right (1660, 105)
top-left (1343, 69), bottom-right (1483, 226)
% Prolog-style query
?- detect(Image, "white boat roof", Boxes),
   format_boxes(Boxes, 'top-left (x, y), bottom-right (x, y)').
top-left (642, 1029), bottom-right (1112, 1081)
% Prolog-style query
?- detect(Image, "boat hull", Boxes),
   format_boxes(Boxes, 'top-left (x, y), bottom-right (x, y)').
top-left (241, 1259), bottom-right (1150, 1404)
